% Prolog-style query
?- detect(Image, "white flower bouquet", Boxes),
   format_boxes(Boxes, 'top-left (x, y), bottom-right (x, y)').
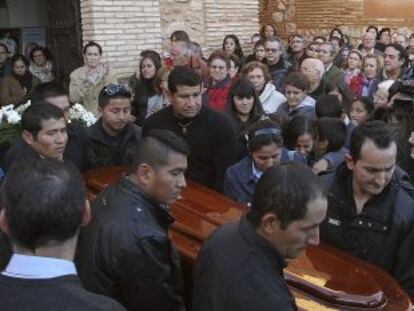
top-left (0, 102), bottom-right (31, 145)
top-left (68, 103), bottom-right (97, 127)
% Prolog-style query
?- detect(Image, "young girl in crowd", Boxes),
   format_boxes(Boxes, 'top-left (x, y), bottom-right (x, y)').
top-left (349, 96), bottom-right (374, 126)
top-left (226, 78), bottom-right (264, 159)
top-left (223, 118), bottom-right (303, 205)
top-left (146, 66), bottom-right (171, 118)
top-left (222, 34), bottom-right (244, 63)
top-left (312, 117), bottom-right (347, 174)
top-left (228, 53), bottom-right (241, 80)
top-left (260, 24), bottom-right (276, 40)
top-left (282, 116), bottom-right (315, 160)
top-left (343, 50), bottom-right (363, 96)
top-left (275, 72), bottom-right (316, 123)
top-left (245, 40), bottom-right (266, 63)
top-left (241, 61), bottom-right (286, 114)
top-left (129, 50), bottom-right (162, 125)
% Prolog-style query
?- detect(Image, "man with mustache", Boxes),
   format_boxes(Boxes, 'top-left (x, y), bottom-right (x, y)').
top-left (86, 84), bottom-right (142, 169)
top-left (143, 66), bottom-right (238, 192)
top-left (76, 130), bottom-right (188, 311)
top-left (320, 121), bottom-right (414, 300)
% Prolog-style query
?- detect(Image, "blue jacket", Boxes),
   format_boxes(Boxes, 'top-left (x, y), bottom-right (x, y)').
top-left (223, 149), bottom-right (305, 205)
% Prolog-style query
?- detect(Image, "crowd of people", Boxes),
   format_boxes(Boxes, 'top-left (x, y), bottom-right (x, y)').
top-left (0, 23), bottom-right (414, 310)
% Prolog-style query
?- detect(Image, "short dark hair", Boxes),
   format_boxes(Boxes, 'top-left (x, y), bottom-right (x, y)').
top-left (131, 129), bottom-right (189, 172)
top-left (168, 66), bottom-right (201, 94)
top-left (83, 41), bottom-right (102, 55)
top-left (207, 50), bottom-right (230, 69)
top-left (379, 27), bottom-right (391, 39)
top-left (315, 94), bottom-right (343, 118)
top-left (316, 117), bottom-right (346, 153)
top-left (353, 96), bottom-right (374, 115)
top-left (0, 158), bottom-right (86, 251)
top-left (31, 82), bottom-right (68, 105)
top-left (284, 72), bottom-right (309, 92)
top-left (29, 46), bottom-right (49, 62)
top-left (248, 118), bottom-right (283, 152)
top-left (170, 30), bottom-right (190, 42)
top-left (247, 162), bottom-right (325, 229)
top-left (349, 120), bottom-right (395, 161)
top-left (385, 43), bottom-right (407, 64)
top-left (22, 103), bottom-right (65, 137)
top-left (282, 116), bottom-right (315, 150)
top-left (98, 84), bottom-right (132, 109)
top-left (11, 54), bottom-right (29, 67)
top-left (366, 25), bottom-right (379, 37)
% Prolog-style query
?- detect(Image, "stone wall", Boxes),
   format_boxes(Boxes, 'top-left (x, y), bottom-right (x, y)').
top-left (80, 0), bottom-right (163, 77)
top-left (80, 0), bottom-right (260, 77)
top-left (259, 0), bottom-right (414, 46)
top-left (159, 0), bottom-right (260, 56)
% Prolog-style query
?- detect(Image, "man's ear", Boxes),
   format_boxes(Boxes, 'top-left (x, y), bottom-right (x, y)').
top-left (81, 200), bottom-right (91, 227)
top-left (22, 130), bottom-right (35, 146)
top-left (0, 209), bottom-right (10, 236)
top-left (345, 153), bottom-right (355, 171)
top-left (260, 213), bottom-right (279, 236)
top-left (136, 163), bottom-right (153, 186)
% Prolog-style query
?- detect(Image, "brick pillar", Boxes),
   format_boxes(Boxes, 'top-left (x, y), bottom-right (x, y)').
top-left (80, 0), bottom-right (162, 78)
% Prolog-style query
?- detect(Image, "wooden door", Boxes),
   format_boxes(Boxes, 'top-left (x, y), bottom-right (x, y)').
top-left (45, 0), bottom-right (83, 86)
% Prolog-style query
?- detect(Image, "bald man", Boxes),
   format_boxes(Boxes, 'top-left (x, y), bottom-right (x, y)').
top-left (300, 58), bottom-right (326, 101)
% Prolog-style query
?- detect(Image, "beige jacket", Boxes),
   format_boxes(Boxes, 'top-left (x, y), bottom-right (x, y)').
top-left (69, 65), bottom-right (117, 114)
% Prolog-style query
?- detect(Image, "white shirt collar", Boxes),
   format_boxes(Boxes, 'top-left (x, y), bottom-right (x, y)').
top-left (2, 254), bottom-right (77, 279)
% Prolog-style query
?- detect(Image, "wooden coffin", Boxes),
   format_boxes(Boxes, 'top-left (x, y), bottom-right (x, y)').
top-left (84, 166), bottom-right (413, 311)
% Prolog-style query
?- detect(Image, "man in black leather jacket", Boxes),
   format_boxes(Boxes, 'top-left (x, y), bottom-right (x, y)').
top-left (76, 129), bottom-right (188, 311)
top-left (320, 121), bottom-right (414, 300)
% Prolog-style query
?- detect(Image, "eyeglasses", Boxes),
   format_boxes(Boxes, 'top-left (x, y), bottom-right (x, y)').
top-left (102, 84), bottom-right (131, 96)
top-left (265, 48), bottom-right (279, 53)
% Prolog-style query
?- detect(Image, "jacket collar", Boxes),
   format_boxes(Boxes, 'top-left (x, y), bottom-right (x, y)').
top-left (333, 163), bottom-right (396, 224)
top-left (88, 118), bottom-right (136, 146)
top-left (118, 175), bottom-right (175, 229)
top-left (238, 215), bottom-right (287, 274)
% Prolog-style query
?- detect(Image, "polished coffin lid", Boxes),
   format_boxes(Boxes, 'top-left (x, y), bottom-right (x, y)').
top-left (84, 166), bottom-right (412, 311)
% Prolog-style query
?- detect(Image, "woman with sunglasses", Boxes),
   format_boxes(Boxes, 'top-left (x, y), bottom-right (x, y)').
top-left (69, 41), bottom-right (117, 114)
top-left (223, 118), bottom-right (304, 205)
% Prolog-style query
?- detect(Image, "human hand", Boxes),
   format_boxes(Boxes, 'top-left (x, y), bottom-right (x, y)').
top-left (312, 159), bottom-right (329, 175)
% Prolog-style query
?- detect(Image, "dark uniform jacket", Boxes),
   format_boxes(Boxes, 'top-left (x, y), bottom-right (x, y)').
top-left (3, 123), bottom-right (89, 172)
top-left (0, 274), bottom-right (125, 311)
top-left (86, 119), bottom-right (142, 169)
top-left (76, 176), bottom-right (185, 311)
top-left (320, 163), bottom-right (414, 299)
top-left (192, 216), bottom-right (297, 311)
top-left (143, 105), bottom-right (238, 192)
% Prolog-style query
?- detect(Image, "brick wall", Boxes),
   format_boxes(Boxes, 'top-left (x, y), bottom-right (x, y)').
top-left (259, 0), bottom-right (414, 45)
top-left (80, 0), bottom-right (260, 78)
top-left (159, 0), bottom-right (260, 56)
top-left (80, 0), bottom-right (162, 78)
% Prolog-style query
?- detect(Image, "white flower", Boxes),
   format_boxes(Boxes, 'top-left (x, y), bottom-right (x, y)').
top-left (5, 110), bottom-right (21, 124)
top-left (69, 104), bottom-right (97, 127)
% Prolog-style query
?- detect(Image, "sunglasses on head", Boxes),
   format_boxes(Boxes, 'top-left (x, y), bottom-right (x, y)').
top-left (103, 84), bottom-right (131, 96)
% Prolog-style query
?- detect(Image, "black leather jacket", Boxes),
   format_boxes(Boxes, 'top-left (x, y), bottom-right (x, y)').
top-left (320, 164), bottom-right (414, 299)
top-left (76, 176), bottom-right (185, 311)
